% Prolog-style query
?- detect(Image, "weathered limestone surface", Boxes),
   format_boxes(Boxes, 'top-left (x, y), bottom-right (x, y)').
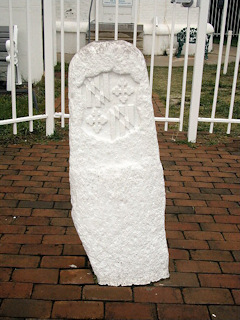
top-left (68, 40), bottom-right (169, 286)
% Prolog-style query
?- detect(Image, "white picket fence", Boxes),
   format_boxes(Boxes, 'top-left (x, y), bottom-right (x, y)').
top-left (0, 0), bottom-right (239, 142)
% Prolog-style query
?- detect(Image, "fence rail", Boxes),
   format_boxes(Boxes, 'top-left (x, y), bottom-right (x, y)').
top-left (0, 0), bottom-right (239, 143)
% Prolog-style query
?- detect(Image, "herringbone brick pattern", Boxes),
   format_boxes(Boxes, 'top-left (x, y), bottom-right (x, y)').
top-left (0, 99), bottom-right (239, 319)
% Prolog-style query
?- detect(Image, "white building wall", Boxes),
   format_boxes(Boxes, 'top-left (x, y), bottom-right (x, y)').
top-left (55, 0), bottom-right (213, 56)
top-left (0, 0), bottom-right (43, 83)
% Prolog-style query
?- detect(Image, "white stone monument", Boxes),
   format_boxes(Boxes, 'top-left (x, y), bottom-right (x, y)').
top-left (68, 40), bottom-right (169, 286)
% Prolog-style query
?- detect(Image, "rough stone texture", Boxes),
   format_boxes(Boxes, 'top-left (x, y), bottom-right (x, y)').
top-left (68, 40), bottom-right (169, 286)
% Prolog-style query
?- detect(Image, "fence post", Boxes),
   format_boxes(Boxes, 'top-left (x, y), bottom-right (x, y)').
top-left (187, 0), bottom-right (210, 143)
top-left (43, 0), bottom-right (55, 136)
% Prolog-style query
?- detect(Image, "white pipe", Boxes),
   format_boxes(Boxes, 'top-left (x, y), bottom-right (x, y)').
top-left (150, 0), bottom-right (157, 93)
top-left (0, 115), bottom-right (48, 126)
top-left (26, 0), bottom-right (33, 132)
top-left (154, 117), bottom-right (180, 123)
top-left (227, 31), bottom-right (240, 134)
top-left (76, 0), bottom-right (80, 51)
top-left (44, 0), bottom-right (55, 136)
top-left (210, 0), bottom-right (229, 133)
top-left (133, 0), bottom-right (138, 47)
top-left (61, 0), bottom-right (65, 128)
top-left (164, 1), bottom-right (176, 132)
top-left (8, 0), bottom-right (17, 134)
top-left (198, 118), bottom-right (240, 124)
top-left (179, 7), bottom-right (190, 132)
top-left (187, 0), bottom-right (210, 143)
top-left (115, 0), bottom-right (119, 40)
top-left (95, 0), bottom-right (99, 41)
top-left (223, 30), bottom-right (232, 74)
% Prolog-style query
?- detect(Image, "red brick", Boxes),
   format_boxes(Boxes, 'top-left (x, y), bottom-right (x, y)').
top-left (174, 200), bottom-right (207, 207)
top-left (5, 193), bottom-right (38, 201)
top-left (20, 244), bottom-right (63, 256)
top-left (184, 231), bottom-right (224, 241)
top-left (228, 208), bottom-right (240, 215)
top-left (41, 256), bottom-right (85, 268)
top-left (189, 193), bottom-right (221, 201)
top-left (83, 285), bottom-right (132, 301)
top-left (175, 260), bottom-right (221, 273)
top-left (166, 231), bottom-right (184, 239)
top-left (233, 251), bottom-right (240, 261)
top-left (232, 290), bottom-right (240, 304)
top-left (170, 186), bottom-right (201, 194)
top-left (0, 299), bottom-right (52, 318)
top-left (66, 227), bottom-right (78, 235)
top-left (178, 214), bottom-right (214, 223)
top-left (209, 306), bottom-right (240, 320)
top-left (134, 287), bottom-right (183, 303)
top-left (37, 165), bottom-right (66, 172)
top-left (0, 254), bottom-right (39, 268)
top-left (25, 226), bottom-right (65, 235)
top-left (105, 302), bottom-right (157, 320)
top-left (207, 200), bottom-right (239, 208)
top-left (199, 274), bottom-right (240, 288)
top-left (18, 200), bottom-right (54, 209)
top-left (183, 288), bottom-right (234, 304)
top-left (52, 301), bottom-right (103, 319)
top-left (222, 195), bottom-right (240, 202)
top-left (185, 181), bottom-right (214, 188)
top-left (0, 225), bottom-right (26, 234)
top-left (195, 207), bottom-right (228, 215)
top-left (0, 199), bottom-right (18, 207)
top-left (166, 222), bottom-right (200, 231)
top-left (24, 187), bottom-right (58, 194)
top-left (0, 234), bottom-right (42, 244)
top-left (169, 249), bottom-right (189, 260)
top-left (157, 304), bottom-right (209, 320)
top-left (14, 216), bottom-right (50, 226)
top-left (209, 241), bottom-right (240, 250)
top-left (60, 269), bottom-right (95, 284)
top-left (168, 239), bottom-right (209, 250)
top-left (0, 208), bottom-right (32, 217)
top-left (154, 272), bottom-right (199, 287)
top-left (166, 192), bottom-right (190, 199)
top-left (51, 217), bottom-right (74, 226)
top-left (223, 233), bottom-right (240, 241)
top-left (0, 186), bottom-right (24, 193)
top-left (32, 208), bottom-right (69, 218)
top-left (0, 282), bottom-right (33, 298)
top-left (12, 268), bottom-right (59, 284)
top-left (63, 244), bottom-right (86, 256)
top-left (200, 223), bottom-right (238, 232)
top-left (13, 180), bottom-right (43, 187)
top-left (43, 235), bottom-right (81, 245)
top-left (32, 284), bottom-right (82, 300)
top-left (214, 215), bottom-right (240, 224)
top-left (38, 194), bottom-right (70, 202)
top-left (190, 250), bottom-right (233, 261)
top-left (0, 268), bottom-right (12, 281)
top-left (0, 244), bottom-right (20, 254)
top-left (220, 262), bottom-right (240, 274)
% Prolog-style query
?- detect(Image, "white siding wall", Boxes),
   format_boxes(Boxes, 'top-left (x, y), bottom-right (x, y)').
top-left (0, 0), bottom-right (43, 83)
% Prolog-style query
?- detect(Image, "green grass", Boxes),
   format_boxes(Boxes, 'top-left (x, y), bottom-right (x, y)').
top-left (0, 67), bottom-right (64, 146)
top-left (152, 62), bottom-right (240, 140)
top-left (0, 61), bottom-right (239, 146)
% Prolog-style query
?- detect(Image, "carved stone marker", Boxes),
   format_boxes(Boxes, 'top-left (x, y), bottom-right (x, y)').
top-left (69, 40), bottom-right (169, 286)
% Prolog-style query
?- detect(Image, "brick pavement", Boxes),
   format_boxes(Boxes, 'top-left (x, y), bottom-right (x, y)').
top-left (0, 100), bottom-right (240, 319)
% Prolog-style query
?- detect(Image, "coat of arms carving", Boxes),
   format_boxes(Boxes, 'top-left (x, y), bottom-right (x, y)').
top-left (80, 72), bottom-right (139, 141)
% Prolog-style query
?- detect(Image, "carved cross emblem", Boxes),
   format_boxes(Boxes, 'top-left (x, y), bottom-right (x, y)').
top-left (86, 109), bottom-right (108, 134)
top-left (112, 79), bottom-right (134, 104)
